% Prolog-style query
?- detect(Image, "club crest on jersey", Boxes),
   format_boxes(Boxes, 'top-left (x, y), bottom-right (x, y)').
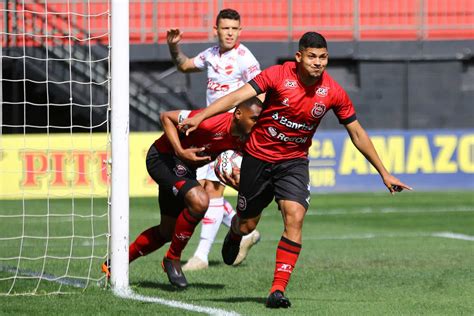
top-left (284, 79), bottom-right (298, 89)
top-left (225, 64), bottom-right (233, 75)
top-left (268, 126), bottom-right (278, 137)
top-left (173, 164), bottom-right (187, 177)
top-left (311, 103), bottom-right (326, 118)
top-left (316, 86), bottom-right (329, 97)
top-left (213, 132), bottom-right (225, 139)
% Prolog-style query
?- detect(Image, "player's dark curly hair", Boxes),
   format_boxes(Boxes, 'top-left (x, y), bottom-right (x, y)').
top-left (216, 8), bottom-right (240, 25)
top-left (299, 32), bottom-right (327, 50)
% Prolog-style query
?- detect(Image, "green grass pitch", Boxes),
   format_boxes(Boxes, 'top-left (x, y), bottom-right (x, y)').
top-left (1, 191), bottom-right (473, 315)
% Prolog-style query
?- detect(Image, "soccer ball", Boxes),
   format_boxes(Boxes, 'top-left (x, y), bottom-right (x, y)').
top-left (214, 150), bottom-right (243, 186)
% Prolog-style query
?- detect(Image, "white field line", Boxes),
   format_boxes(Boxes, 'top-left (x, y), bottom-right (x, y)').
top-left (94, 206), bottom-right (474, 221)
top-left (114, 288), bottom-right (240, 316)
top-left (211, 231), bottom-right (474, 243)
top-left (431, 232), bottom-right (474, 241)
top-left (3, 205), bottom-right (472, 222)
top-left (300, 232), bottom-right (474, 242)
top-left (302, 206), bottom-right (474, 216)
top-left (0, 266), bottom-right (240, 315)
top-left (80, 231), bottom-right (474, 247)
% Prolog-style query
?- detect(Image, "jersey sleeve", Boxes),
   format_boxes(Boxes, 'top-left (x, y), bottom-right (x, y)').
top-left (177, 110), bottom-right (191, 124)
top-left (193, 48), bottom-right (210, 70)
top-left (239, 49), bottom-right (261, 82)
top-left (332, 85), bottom-right (357, 125)
top-left (179, 109), bottom-right (202, 124)
top-left (248, 65), bottom-right (280, 95)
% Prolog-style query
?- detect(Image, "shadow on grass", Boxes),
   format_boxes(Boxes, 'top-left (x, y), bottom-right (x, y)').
top-left (180, 259), bottom-right (248, 269)
top-left (206, 260), bottom-right (251, 268)
top-left (207, 296), bottom-right (266, 304)
top-left (134, 281), bottom-right (225, 291)
top-left (208, 260), bottom-right (224, 267)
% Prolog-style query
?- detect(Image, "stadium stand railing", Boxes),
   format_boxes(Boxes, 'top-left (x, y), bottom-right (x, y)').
top-left (2, 0), bottom-right (473, 47)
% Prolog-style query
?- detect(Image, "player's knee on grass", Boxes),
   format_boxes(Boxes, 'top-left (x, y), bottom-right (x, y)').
top-left (185, 186), bottom-right (210, 214)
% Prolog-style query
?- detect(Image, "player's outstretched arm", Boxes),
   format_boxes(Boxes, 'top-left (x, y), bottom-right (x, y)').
top-left (344, 120), bottom-right (413, 194)
top-left (160, 110), bottom-right (211, 166)
top-left (180, 83), bottom-right (257, 135)
top-left (166, 28), bottom-right (200, 73)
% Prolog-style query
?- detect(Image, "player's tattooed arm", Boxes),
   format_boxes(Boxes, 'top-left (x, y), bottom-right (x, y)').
top-left (166, 28), bottom-right (200, 72)
top-left (168, 45), bottom-right (187, 67)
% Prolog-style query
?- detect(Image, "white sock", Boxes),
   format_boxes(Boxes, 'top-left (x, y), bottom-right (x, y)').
top-left (193, 197), bottom-right (224, 262)
top-left (221, 199), bottom-right (236, 227)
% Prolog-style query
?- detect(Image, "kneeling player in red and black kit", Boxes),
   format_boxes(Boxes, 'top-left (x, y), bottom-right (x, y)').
top-left (102, 97), bottom-right (262, 288)
top-left (181, 32), bottom-right (412, 308)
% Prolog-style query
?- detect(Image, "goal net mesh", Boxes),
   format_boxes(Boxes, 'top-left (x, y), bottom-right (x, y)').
top-left (0, 0), bottom-right (111, 295)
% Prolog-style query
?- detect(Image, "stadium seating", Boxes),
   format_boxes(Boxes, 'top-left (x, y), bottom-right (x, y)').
top-left (2, 0), bottom-right (473, 47)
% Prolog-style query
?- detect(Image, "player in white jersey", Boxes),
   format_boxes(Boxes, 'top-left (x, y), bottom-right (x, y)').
top-left (167, 8), bottom-right (262, 271)
top-left (195, 43), bottom-right (261, 106)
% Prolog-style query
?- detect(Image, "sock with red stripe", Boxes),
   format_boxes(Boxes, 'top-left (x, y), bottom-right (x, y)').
top-left (221, 198), bottom-right (236, 227)
top-left (270, 236), bottom-right (301, 294)
top-left (129, 225), bottom-right (167, 263)
top-left (193, 197), bottom-right (225, 262)
top-left (166, 208), bottom-right (203, 260)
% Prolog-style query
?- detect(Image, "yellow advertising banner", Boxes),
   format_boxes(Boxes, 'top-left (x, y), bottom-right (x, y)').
top-left (1, 130), bottom-right (472, 199)
top-left (0, 132), bottom-right (160, 199)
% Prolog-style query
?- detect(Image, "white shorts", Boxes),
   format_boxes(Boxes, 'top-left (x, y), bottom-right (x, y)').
top-left (196, 160), bottom-right (221, 183)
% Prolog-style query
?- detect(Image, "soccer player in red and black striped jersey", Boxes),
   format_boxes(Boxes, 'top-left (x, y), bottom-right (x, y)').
top-left (104, 97), bottom-right (262, 289)
top-left (181, 32), bottom-right (412, 308)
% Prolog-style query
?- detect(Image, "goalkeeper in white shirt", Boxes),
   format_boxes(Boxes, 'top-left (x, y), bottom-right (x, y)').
top-left (167, 8), bottom-right (262, 271)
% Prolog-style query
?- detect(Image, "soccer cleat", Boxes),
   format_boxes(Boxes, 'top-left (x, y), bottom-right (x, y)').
top-left (182, 256), bottom-right (209, 271)
top-left (101, 259), bottom-right (111, 279)
top-left (162, 257), bottom-right (188, 288)
top-left (233, 230), bottom-right (261, 266)
top-left (266, 290), bottom-right (292, 308)
top-left (221, 231), bottom-right (241, 265)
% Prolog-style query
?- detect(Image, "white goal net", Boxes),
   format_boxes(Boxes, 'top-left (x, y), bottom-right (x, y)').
top-left (0, 0), bottom-right (124, 295)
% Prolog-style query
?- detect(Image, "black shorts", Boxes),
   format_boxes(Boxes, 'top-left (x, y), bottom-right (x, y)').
top-left (236, 153), bottom-right (310, 219)
top-left (146, 145), bottom-right (200, 218)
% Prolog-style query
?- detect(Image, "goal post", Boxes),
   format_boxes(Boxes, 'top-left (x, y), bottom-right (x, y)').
top-left (110, 0), bottom-right (129, 292)
top-left (0, 0), bottom-right (129, 294)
